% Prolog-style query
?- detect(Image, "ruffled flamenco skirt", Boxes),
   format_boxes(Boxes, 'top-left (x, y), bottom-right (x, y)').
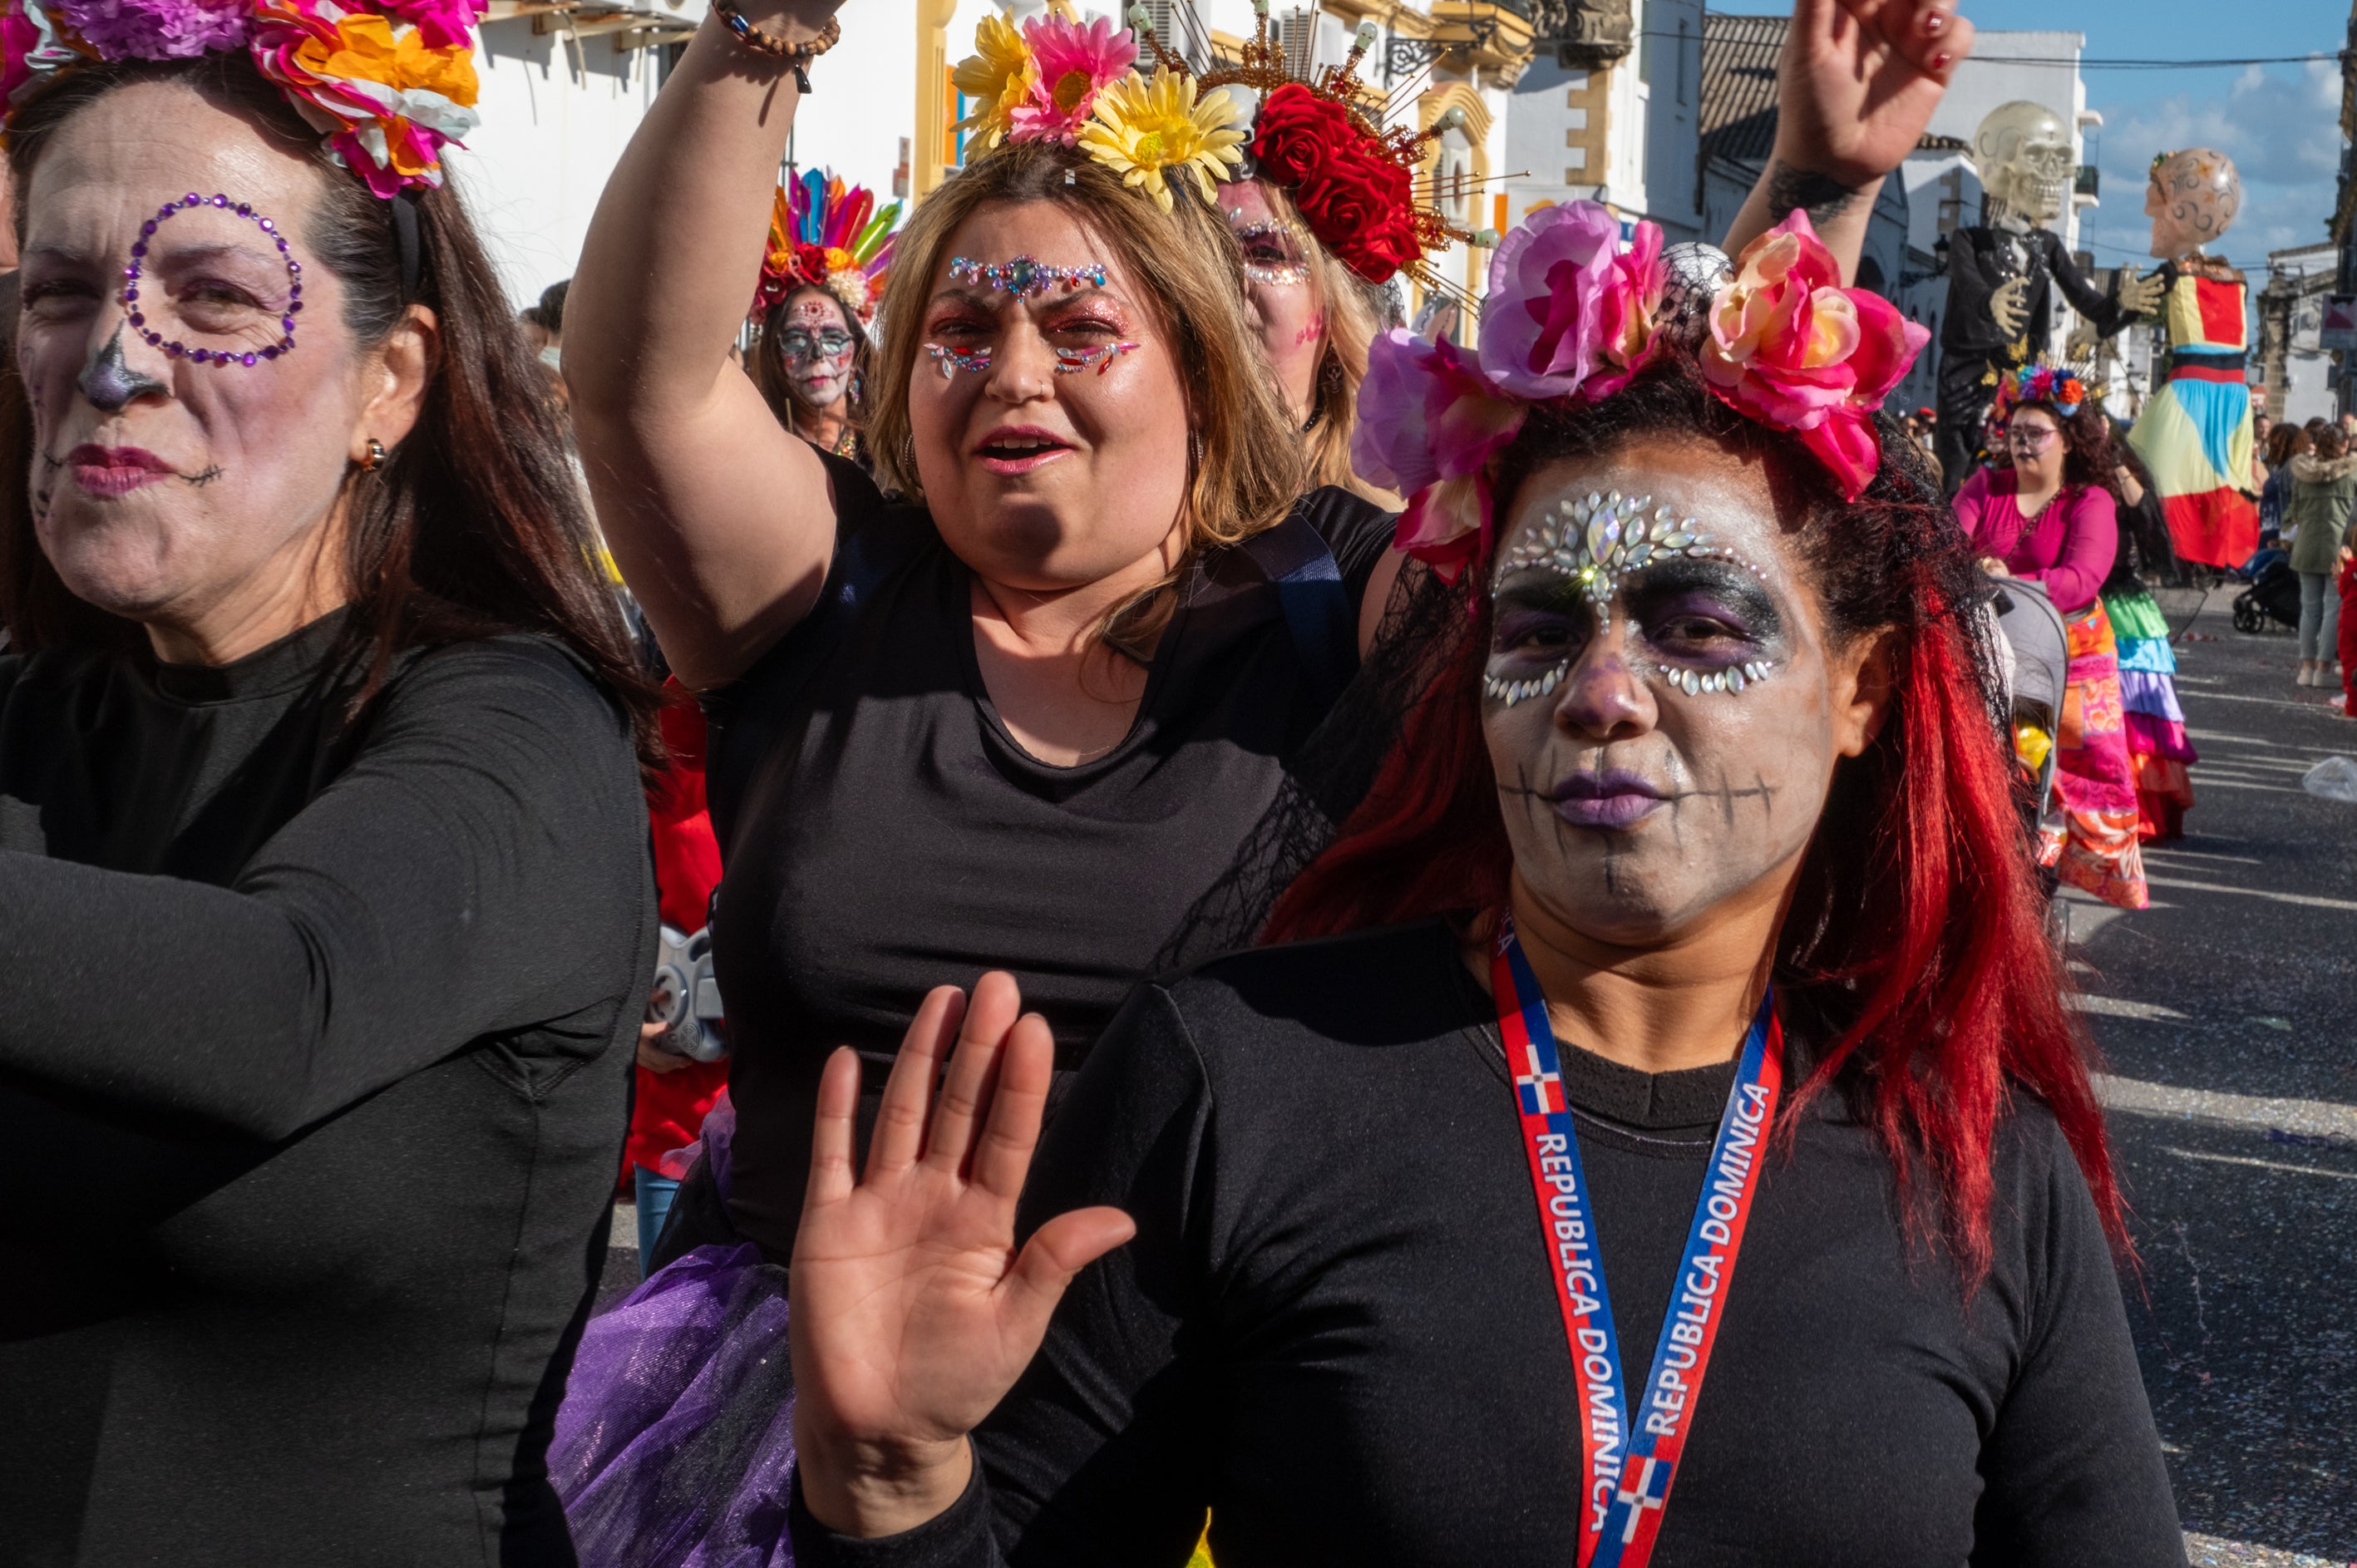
top-left (2035, 600), bottom-right (2150, 910)
top-left (2103, 589), bottom-right (2197, 842)
top-left (549, 1101), bottom-right (801, 1568)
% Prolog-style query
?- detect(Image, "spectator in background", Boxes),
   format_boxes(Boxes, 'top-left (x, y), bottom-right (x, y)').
top-left (748, 284), bottom-right (867, 462)
top-left (2287, 424), bottom-right (2357, 688)
top-left (2261, 422), bottom-right (2310, 548)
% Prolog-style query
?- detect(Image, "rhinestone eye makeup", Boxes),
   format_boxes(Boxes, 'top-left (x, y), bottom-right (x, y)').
top-left (926, 342), bottom-right (994, 379)
top-left (122, 193), bottom-right (301, 367)
top-left (1485, 489), bottom-right (1777, 706)
top-left (1052, 341), bottom-right (1141, 376)
top-left (1232, 219), bottom-right (1312, 288)
top-left (948, 255), bottom-right (1110, 298)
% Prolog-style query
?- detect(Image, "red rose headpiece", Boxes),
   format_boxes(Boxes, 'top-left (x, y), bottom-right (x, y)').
top-left (1198, 5), bottom-right (1490, 286)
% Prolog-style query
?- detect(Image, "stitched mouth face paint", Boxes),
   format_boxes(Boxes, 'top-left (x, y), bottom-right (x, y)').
top-left (926, 342), bottom-right (994, 379)
top-left (948, 255), bottom-right (1110, 297)
top-left (122, 193), bottom-right (302, 367)
top-left (1052, 341), bottom-right (1140, 376)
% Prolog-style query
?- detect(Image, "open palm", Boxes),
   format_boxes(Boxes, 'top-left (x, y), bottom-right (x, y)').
top-left (789, 975), bottom-right (1134, 1535)
top-left (1778, 0), bottom-right (1979, 188)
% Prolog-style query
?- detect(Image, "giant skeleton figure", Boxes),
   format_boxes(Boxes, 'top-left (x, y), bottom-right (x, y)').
top-left (1935, 101), bottom-right (2160, 493)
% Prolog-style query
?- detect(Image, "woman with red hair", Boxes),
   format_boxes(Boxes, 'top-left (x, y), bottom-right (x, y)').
top-left (770, 199), bottom-right (2182, 1564)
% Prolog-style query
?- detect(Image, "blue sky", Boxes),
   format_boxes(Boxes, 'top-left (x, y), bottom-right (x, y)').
top-left (1709, 1), bottom-right (2345, 271)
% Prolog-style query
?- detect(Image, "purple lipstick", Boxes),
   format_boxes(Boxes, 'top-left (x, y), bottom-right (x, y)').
top-left (1549, 768), bottom-right (1669, 830)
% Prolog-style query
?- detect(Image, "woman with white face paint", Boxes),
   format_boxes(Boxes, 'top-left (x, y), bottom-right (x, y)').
top-left (778, 197), bottom-right (2182, 1567)
top-left (752, 284), bottom-right (865, 457)
top-left (0, 27), bottom-right (658, 1568)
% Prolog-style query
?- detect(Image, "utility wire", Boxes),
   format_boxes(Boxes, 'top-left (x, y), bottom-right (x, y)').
top-left (1638, 28), bottom-right (2348, 70)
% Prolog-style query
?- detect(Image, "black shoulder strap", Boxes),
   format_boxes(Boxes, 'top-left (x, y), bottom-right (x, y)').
top-left (1238, 508), bottom-right (1357, 712)
top-left (703, 508), bottom-right (929, 855)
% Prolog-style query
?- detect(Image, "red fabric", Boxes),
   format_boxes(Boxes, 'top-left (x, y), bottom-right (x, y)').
top-left (2339, 558), bottom-right (2357, 717)
top-left (2194, 276), bottom-right (2244, 348)
top-left (629, 686), bottom-right (728, 1176)
top-left (2162, 488), bottom-right (2260, 570)
top-left (1952, 468), bottom-right (2117, 612)
top-left (2166, 364), bottom-right (2246, 385)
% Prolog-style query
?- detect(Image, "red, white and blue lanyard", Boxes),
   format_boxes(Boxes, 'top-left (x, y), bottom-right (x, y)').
top-left (1492, 918), bottom-right (1783, 1568)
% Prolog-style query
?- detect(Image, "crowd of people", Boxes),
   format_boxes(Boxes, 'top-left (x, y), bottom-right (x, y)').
top-left (0, 0), bottom-right (2280, 1563)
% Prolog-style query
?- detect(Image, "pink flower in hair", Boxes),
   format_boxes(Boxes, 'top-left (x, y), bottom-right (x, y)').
top-left (1354, 327), bottom-right (1526, 580)
top-left (55, 0), bottom-right (249, 57)
top-left (383, 0), bottom-right (483, 51)
top-left (1477, 200), bottom-right (1663, 402)
top-left (1008, 13), bottom-right (1133, 145)
top-left (1699, 210), bottom-right (1928, 500)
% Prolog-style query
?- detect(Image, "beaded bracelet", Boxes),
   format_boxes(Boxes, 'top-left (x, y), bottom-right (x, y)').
top-left (709, 2), bottom-right (840, 92)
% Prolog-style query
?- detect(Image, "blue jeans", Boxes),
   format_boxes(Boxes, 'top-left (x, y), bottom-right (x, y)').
top-left (2300, 570), bottom-right (2342, 663)
top-left (634, 1168), bottom-right (681, 1278)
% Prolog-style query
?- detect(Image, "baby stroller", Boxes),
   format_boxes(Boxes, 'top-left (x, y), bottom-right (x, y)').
top-left (1986, 576), bottom-right (2069, 939)
top-left (2232, 558), bottom-right (2301, 634)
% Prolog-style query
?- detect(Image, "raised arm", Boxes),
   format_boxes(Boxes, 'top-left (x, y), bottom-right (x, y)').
top-left (564, 0), bottom-right (851, 691)
top-left (1721, 0), bottom-right (1975, 284)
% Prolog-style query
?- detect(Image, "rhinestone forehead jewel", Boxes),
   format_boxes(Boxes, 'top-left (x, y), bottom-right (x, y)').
top-left (1497, 491), bottom-right (1723, 627)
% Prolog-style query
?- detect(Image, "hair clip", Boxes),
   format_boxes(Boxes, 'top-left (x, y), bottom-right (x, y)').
top-left (123, 194), bottom-right (300, 367)
top-left (926, 342), bottom-right (994, 378)
top-left (1052, 341), bottom-right (1140, 376)
top-left (949, 255), bottom-right (1110, 297)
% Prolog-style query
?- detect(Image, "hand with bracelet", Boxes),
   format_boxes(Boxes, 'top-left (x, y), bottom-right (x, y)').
top-left (1721, 0), bottom-right (1978, 283)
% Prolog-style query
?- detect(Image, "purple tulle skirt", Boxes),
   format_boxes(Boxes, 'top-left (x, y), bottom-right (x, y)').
top-left (551, 1105), bottom-right (799, 1566)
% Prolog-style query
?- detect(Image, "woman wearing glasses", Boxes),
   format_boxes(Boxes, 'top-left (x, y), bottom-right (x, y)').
top-left (1955, 374), bottom-right (2143, 910)
top-left (750, 285), bottom-right (870, 463)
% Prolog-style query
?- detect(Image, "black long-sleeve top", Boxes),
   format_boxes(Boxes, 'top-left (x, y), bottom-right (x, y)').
top-left (790, 920), bottom-right (2185, 1567)
top-left (0, 612), bottom-right (654, 1567)
top-left (1940, 223), bottom-right (2134, 360)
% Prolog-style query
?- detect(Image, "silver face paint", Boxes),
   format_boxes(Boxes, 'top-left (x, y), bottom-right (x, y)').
top-left (77, 324), bottom-right (166, 412)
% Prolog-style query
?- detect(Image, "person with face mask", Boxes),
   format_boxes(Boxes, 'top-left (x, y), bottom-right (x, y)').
top-left (0, 11), bottom-right (659, 1563)
top-left (779, 198), bottom-right (2182, 1568)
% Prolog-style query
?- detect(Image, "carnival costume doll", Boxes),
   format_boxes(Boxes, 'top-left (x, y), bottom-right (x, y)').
top-left (1933, 101), bottom-right (2155, 494)
top-left (747, 168), bottom-right (897, 462)
top-left (2126, 148), bottom-right (2258, 570)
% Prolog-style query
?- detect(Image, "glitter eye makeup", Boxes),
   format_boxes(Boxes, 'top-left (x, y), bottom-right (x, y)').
top-left (948, 255), bottom-right (1110, 297)
top-left (1231, 219), bottom-right (1312, 288)
top-left (123, 192), bottom-right (301, 367)
top-left (1052, 341), bottom-right (1140, 376)
top-left (1487, 491), bottom-right (1779, 705)
top-left (925, 342), bottom-right (994, 379)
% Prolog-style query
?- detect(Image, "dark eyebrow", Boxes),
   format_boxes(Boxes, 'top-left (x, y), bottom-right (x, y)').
top-left (1492, 570), bottom-right (1590, 612)
top-left (1625, 557), bottom-right (1783, 632)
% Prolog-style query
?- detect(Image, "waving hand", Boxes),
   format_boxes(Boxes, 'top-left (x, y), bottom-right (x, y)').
top-left (790, 974), bottom-right (1136, 1537)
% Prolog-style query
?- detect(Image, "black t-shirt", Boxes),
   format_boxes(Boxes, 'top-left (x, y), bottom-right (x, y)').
top-left (708, 481), bottom-right (1393, 1260)
top-left (0, 612), bottom-right (653, 1567)
top-left (788, 919), bottom-right (2184, 1567)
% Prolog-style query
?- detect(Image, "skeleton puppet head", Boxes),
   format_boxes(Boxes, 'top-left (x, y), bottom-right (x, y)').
top-left (2144, 149), bottom-right (2242, 260)
top-left (1972, 101), bottom-right (2075, 227)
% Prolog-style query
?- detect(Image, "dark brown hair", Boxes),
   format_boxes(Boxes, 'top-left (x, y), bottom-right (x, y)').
top-left (2004, 397), bottom-right (2118, 492)
top-left (0, 55), bottom-right (661, 764)
top-left (748, 284), bottom-right (870, 444)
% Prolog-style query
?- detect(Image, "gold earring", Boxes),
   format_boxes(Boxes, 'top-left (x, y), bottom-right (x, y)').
top-left (358, 437), bottom-right (386, 472)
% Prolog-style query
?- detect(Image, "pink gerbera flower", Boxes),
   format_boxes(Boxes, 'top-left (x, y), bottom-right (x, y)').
top-left (56, 0), bottom-right (248, 59)
top-left (1008, 13), bottom-right (1134, 145)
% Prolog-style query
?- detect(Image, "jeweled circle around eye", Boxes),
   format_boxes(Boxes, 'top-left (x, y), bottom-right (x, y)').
top-left (121, 193), bottom-right (298, 367)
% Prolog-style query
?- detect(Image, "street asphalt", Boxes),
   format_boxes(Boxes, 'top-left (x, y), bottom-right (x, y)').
top-left (591, 586), bottom-right (2357, 1562)
top-left (2071, 586), bottom-right (2357, 1568)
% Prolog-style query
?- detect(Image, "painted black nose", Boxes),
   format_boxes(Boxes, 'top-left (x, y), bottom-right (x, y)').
top-left (79, 325), bottom-right (167, 412)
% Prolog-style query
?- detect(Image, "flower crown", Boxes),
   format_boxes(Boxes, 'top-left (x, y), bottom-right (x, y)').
top-left (950, 3), bottom-right (1245, 213)
top-left (1197, 0), bottom-right (1492, 286)
top-left (0, 0), bottom-right (482, 196)
top-left (1993, 359), bottom-right (2098, 421)
top-left (1353, 203), bottom-right (1929, 581)
top-left (753, 167), bottom-right (900, 328)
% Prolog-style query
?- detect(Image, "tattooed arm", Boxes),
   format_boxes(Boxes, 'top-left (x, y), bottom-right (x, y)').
top-left (1720, 0), bottom-right (1975, 284)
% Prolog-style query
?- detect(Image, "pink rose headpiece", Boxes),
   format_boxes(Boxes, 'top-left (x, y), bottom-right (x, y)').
top-left (1353, 204), bottom-right (1929, 581)
top-left (2, 0), bottom-right (484, 196)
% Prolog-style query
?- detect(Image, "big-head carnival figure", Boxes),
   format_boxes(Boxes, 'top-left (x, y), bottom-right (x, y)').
top-left (2124, 148), bottom-right (2256, 570)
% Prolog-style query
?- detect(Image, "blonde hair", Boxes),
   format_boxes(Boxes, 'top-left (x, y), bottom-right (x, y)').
top-left (1254, 180), bottom-right (1394, 506)
top-left (867, 141), bottom-right (1303, 654)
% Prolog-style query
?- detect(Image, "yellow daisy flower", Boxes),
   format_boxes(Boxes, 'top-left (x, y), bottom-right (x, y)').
top-left (1077, 67), bottom-right (1247, 213)
top-left (951, 13), bottom-right (1034, 152)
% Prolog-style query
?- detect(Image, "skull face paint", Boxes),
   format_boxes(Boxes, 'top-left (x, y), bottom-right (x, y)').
top-left (1482, 441), bottom-right (1887, 945)
top-left (775, 288), bottom-right (856, 414)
